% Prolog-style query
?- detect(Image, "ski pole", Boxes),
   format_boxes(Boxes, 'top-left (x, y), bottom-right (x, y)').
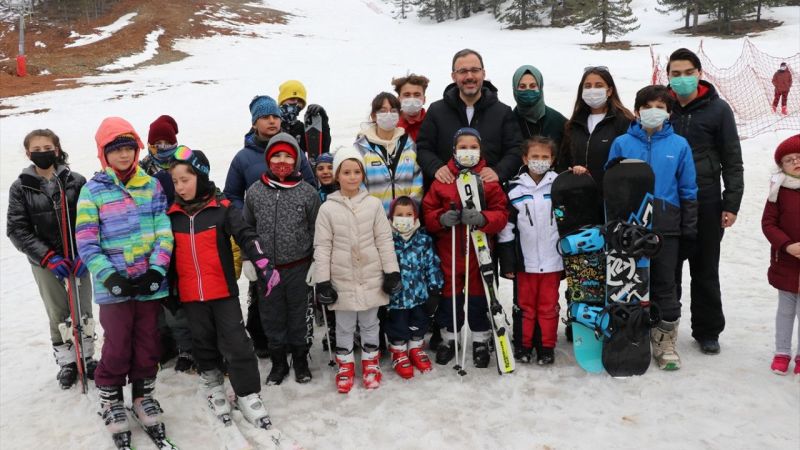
top-left (317, 286), bottom-right (336, 367)
top-left (461, 222), bottom-right (471, 372)
top-left (449, 202), bottom-right (464, 376)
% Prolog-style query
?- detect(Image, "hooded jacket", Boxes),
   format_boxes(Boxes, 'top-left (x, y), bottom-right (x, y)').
top-left (416, 81), bottom-right (523, 184)
top-left (94, 117), bottom-right (144, 169)
top-left (390, 228), bottom-right (444, 310)
top-left (773, 68), bottom-right (792, 92)
top-left (762, 185), bottom-right (800, 293)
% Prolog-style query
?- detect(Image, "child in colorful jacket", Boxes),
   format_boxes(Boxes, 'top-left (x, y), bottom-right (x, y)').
top-left (385, 196), bottom-right (444, 379)
top-left (75, 117), bottom-right (174, 441)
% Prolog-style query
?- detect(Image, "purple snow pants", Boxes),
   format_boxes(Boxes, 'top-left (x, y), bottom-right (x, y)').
top-left (94, 300), bottom-right (161, 387)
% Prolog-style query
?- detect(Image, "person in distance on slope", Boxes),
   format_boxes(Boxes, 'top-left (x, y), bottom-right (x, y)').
top-left (422, 127), bottom-right (509, 369)
top-left (7, 129), bottom-right (97, 390)
top-left (761, 134), bottom-right (800, 375)
top-left (771, 62), bottom-right (792, 116)
top-left (606, 85), bottom-right (698, 371)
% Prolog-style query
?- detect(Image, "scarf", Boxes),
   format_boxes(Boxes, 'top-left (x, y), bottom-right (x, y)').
top-left (261, 171), bottom-right (302, 189)
top-left (768, 172), bottom-right (800, 202)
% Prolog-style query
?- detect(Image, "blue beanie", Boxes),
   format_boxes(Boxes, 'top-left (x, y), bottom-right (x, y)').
top-left (249, 95), bottom-right (281, 124)
top-left (316, 153), bottom-right (334, 165)
top-left (452, 127), bottom-right (481, 149)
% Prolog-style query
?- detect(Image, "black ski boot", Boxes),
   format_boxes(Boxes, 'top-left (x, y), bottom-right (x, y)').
top-left (57, 362), bottom-right (78, 390)
top-left (266, 349), bottom-right (290, 385)
top-left (537, 347), bottom-right (555, 365)
top-left (292, 346), bottom-right (312, 384)
top-left (435, 340), bottom-right (455, 365)
top-left (86, 359), bottom-right (98, 380)
top-left (473, 342), bottom-right (490, 368)
top-left (514, 346), bottom-right (533, 364)
top-left (428, 326), bottom-right (442, 351)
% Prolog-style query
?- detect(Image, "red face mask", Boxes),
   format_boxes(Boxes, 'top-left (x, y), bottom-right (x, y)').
top-left (269, 162), bottom-right (294, 180)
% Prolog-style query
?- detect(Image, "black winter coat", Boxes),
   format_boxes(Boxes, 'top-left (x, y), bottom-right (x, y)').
top-left (556, 105), bottom-right (631, 192)
top-left (669, 80), bottom-right (744, 213)
top-left (416, 81), bottom-right (523, 184)
top-left (7, 165), bottom-right (86, 265)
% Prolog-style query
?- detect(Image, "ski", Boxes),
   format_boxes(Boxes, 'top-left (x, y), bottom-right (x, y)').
top-left (456, 170), bottom-right (515, 375)
top-left (127, 407), bottom-right (178, 450)
top-left (229, 395), bottom-right (304, 450)
top-left (206, 400), bottom-right (253, 450)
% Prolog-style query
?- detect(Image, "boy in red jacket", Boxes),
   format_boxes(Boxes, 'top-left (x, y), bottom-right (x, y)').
top-left (422, 127), bottom-right (508, 369)
top-left (762, 134), bottom-right (800, 375)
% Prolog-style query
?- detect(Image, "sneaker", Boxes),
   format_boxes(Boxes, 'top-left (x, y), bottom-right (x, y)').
top-left (361, 348), bottom-right (382, 389)
top-left (266, 350), bottom-right (290, 385)
top-left (771, 354), bottom-right (791, 375)
top-left (335, 351), bottom-right (356, 394)
top-left (514, 346), bottom-right (533, 364)
top-left (408, 339), bottom-right (432, 373)
top-left (537, 347), bottom-right (555, 365)
top-left (435, 340), bottom-right (455, 365)
top-left (651, 320), bottom-right (681, 371)
top-left (472, 341), bottom-right (490, 368)
top-left (57, 362), bottom-right (78, 390)
top-left (175, 352), bottom-right (196, 373)
top-left (698, 339), bottom-right (720, 355)
top-left (388, 343), bottom-right (414, 379)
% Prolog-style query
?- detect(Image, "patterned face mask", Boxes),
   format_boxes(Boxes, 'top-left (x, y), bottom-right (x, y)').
top-left (280, 103), bottom-right (301, 123)
top-left (392, 216), bottom-right (415, 233)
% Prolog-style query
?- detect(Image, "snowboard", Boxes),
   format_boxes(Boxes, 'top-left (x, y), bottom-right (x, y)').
top-left (304, 113), bottom-right (324, 163)
top-left (602, 159), bottom-right (658, 377)
top-left (456, 170), bottom-right (514, 375)
top-left (551, 171), bottom-right (606, 373)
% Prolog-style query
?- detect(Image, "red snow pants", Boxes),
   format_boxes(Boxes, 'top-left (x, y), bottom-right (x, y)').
top-left (517, 272), bottom-right (561, 349)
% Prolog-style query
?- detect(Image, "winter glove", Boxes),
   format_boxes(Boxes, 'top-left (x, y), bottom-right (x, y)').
top-left (241, 260), bottom-right (258, 282)
top-left (304, 104), bottom-right (327, 122)
top-left (678, 237), bottom-right (697, 261)
top-left (72, 257), bottom-right (88, 278)
top-left (424, 290), bottom-right (441, 316)
top-left (254, 258), bottom-right (280, 297)
top-left (382, 272), bottom-right (402, 295)
top-left (103, 273), bottom-right (138, 298)
top-left (316, 281), bottom-right (338, 306)
top-left (134, 269), bottom-right (164, 296)
top-left (305, 261), bottom-right (316, 286)
top-left (161, 295), bottom-right (181, 315)
top-left (44, 252), bottom-right (72, 281)
top-left (461, 208), bottom-right (487, 227)
top-left (439, 209), bottom-right (461, 228)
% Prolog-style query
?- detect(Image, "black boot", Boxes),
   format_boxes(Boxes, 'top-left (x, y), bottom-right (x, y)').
top-left (435, 340), bottom-right (455, 365)
top-left (292, 346), bottom-right (312, 384)
top-left (514, 346), bottom-right (533, 364)
top-left (537, 347), bottom-right (555, 365)
top-left (86, 359), bottom-right (98, 380)
top-left (473, 342), bottom-right (490, 368)
top-left (266, 350), bottom-right (289, 385)
top-left (429, 326), bottom-right (442, 351)
top-left (57, 362), bottom-right (78, 390)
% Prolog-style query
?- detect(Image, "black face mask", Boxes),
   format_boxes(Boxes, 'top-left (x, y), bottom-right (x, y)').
top-left (30, 151), bottom-right (57, 169)
top-left (280, 103), bottom-right (301, 123)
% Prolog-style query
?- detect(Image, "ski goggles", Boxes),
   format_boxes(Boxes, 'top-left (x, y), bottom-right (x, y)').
top-left (173, 145), bottom-right (209, 175)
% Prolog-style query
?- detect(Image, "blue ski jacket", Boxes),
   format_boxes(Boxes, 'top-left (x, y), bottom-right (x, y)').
top-left (390, 229), bottom-right (444, 310)
top-left (607, 121), bottom-right (698, 238)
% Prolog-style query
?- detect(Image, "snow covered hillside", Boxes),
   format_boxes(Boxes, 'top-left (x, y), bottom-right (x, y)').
top-left (1, 1), bottom-right (798, 449)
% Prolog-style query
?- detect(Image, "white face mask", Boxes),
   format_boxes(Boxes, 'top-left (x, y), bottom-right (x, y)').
top-left (582, 88), bottom-right (608, 109)
top-left (638, 108), bottom-right (670, 129)
top-left (376, 112), bottom-right (399, 131)
top-left (527, 159), bottom-right (551, 175)
top-left (392, 216), bottom-right (415, 233)
top-left (400, 98), bottom-right (424, 115)
top-left (455, 149), bottom-right (481, 168)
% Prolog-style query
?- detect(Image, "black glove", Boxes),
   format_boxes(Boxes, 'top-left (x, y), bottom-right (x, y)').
top-left (439, 209), bottom-right (461, 228)
top-left (461, 208), bottom-right (486, 227)
top-left (304, 104), bottom-right (327, 122)
top-left (134, 269), bottom-right (164, 296)
top-left (382, 272), bottom-right (402, 295)
top-left (317, 281), bottom-right (338, 305)
top-left (678, 237), bottom-right (697, 261)
top-left (424, 290), bottom-right (441, 316)
top-left (161, 295), bottom-right (181, 315)
top-left (103, 273), bottom-right (138, 298)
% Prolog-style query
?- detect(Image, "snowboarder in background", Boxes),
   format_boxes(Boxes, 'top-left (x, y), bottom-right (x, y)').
top-left (667, 48), bottom-right (744, 356)
top-left (7, 129), bottom-right (97, 390)
top-left (606, 85), bottom-right (698, 370)
top-left (75, 117), bottom-right (174, 440)
top-left (761, 134), bottom-right (800, 375)
top-left (277, 79), bottom-right (331, 162)
top-left (392, 73), bottom-right (430, 142)
top-left (772, 62), bottom-right (792, 116)
top-left (511, 65), bottom-right (567, 149)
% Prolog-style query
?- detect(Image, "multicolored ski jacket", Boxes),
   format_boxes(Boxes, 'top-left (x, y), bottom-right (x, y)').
top-left (390, 229), bottom-right (444, 310)
top-left (354, 132), bottom-right (423, 214)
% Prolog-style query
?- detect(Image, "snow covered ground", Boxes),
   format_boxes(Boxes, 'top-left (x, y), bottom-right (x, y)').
top-left (1, 1), bottom-right (799, 448)
top-left (64, 12), bottom-right (138, 48)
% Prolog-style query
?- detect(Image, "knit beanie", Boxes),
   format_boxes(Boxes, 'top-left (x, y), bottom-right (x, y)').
top-left (147, 115), bottom-right (179, 145)
top-left (249, 95), bottom-right (281, 124)
top-left (316, 152), bottom-right (334, 166)
top-left (775, 134), bottom-right (800, 165)
top-left (266, 142), bottom-right (298, 162)
top-left (452, 127), bottom-right (482, 150)
top-left (104, 134), bottom-right (139, 156)
top-left (278, 80), bottom-right (307, 106)
top-left (332, 146), bottom-right (365, 177)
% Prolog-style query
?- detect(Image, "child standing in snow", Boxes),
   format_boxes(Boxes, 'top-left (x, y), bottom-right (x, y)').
top-left (497, 136), bottom-right (563, 365)
top-left (385, 196), bottom-right (444, 379)
top-left (75, 117), bottom-right (174, 441)
top-left (762, 134), bottom-right (800, 375)
top-left (7, 129), bottom-right (97, 390)
top-left (313, 148), bottom-right (401, 393)
top-left (167, 146), bottom-right (279, 426)
top-left (422, 127), bottom-right (509, 369)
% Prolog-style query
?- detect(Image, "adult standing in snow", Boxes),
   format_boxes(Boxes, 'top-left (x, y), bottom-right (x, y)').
top-left (772, 62), bottom-right (792, 116)
top-left (7, 129), bottom-right (97, 390)
top-left (416, 48), bottom-right (523, 187)
top-left (667, 48), bottom-right (744, 356)
top-left (511, 65), bottom-right (567, 150)
top-left (277, 79), bottom-right (332, 161)
top-left (392, 73), bottom-right (430, 142)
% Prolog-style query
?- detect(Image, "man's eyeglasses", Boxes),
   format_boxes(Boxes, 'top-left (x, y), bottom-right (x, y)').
top-left (781, 155), bottom-right (800, 165)
top-left (584, 66), bottom-right (610, 73)
top-left (453, 67), bottom-right (484, 76)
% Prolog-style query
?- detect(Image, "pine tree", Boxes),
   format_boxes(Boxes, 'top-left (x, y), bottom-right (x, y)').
top-left (502, 0), bottom-right (539, 28)
top-left (394, 0), bottom-right (413, 19)
top-left (485, 0), bottom-right (504, 18)
top-left (417, 0), bottom-right (449, 22)
top-left (575, 0), bottom-right (640, 44)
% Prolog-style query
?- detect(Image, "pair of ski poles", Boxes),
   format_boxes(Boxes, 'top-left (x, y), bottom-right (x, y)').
top-left (451, 203), bottom-right (470, 377)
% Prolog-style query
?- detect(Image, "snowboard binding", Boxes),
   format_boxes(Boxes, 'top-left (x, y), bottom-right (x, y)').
top-left (603, 220), bottom-right (662, 258)
top-left (558, 226), bottom-right (605, 256)
top-left (568, 303), bottom-right (611, 338)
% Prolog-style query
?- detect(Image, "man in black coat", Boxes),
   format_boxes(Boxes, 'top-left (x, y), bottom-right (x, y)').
top-left (667, 48), bottom-right (744, 356)
top-left (416, 49), bottom-right (523, 187)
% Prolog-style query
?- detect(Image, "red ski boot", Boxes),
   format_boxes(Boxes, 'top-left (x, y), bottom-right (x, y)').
top-left (335, 352), bottom-right (355, 394)
top-left (361, 348), bottom-right (382, 389)
top-left (408, 339), bottom-right (432, 373)
top-left (389, 343), bottom-right (414, 379)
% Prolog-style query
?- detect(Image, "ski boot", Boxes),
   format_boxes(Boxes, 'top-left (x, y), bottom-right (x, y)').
top-left (131, 378), bottom-right (164, 428)
top-left (86, 359), bottom-right (98, 380)
top-left (201, 369), bottom-right (232, 425)
top-left (98, 385), bottom-right (132, 449)
top-left (408, 339), bottom-right (432, 373)
top-left (236, 393), bottom-right (272, 429)
top-left (537, 347), bottom-right (555, 365)
top-left (292, 345), bottom-right (312, 384)
top-left (266, 349), bottom-right (290, 385)
top-left (388, 342), bottom-right (414, 379)
top-left (435, 339), bottom-right (455, 365)
top-left (361, 346), bottom-right (382, 389)
top-left (335, 350), bottom-right (356, 394)
top-left (175, 351), bottom-right (196, 373)
top-left (472, 341), bottom-right (490, 368)
top-left (651, 319), bottom-right (681, 370)
top-left (514, 346), bottom-right (533, 364)
top-left (53, 343), bottom-right (77, 389)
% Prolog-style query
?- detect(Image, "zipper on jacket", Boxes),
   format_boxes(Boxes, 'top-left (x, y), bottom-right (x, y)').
top-left (272, 190), bottom-right (280, 264)
top-left (584, 132), bottom-right (593, 168)
top-left (524, 204), bottom-right (534, 226)
top-left (189, 215), bottom-right (205, 301)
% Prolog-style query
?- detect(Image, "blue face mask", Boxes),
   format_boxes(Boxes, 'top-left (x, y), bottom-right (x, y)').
top-left (516, 89), bottom-right (541, 106)
top-left (153, 143), bottom-right (177, 163)
top-left (670, 76), bottom-right (698, 97)
top-left (280, 103), bottom-right (301, 123)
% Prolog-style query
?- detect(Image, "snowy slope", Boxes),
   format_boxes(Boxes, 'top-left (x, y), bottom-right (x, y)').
top-left (1, 1), bottom-right (799, 449)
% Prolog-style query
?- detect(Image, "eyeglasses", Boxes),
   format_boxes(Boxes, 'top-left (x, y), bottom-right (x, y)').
top-left (174, 145), bottom-right (210, 175)
top-left (781, 155), bottom-right (800, 165)
top-left (584, 66), bottom-right (610, 73)
top-left (453, 67), bottom-right (484, 76)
